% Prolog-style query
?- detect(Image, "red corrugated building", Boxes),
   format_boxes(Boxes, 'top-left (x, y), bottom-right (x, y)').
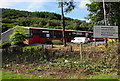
top-left (23, 27), bottom-right (93, 44)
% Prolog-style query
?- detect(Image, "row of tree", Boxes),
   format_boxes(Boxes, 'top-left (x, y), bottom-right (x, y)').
top-left (2, 8), bottom-right (93, 33)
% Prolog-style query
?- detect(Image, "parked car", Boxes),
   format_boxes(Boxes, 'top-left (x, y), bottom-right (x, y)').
top-left (71, 37), bottom-right (89, 44)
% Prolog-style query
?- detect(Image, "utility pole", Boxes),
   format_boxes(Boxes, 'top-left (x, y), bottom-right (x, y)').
top-left (59, 0), bottom-right (66, 46)
top-left (103, 0), bottom-right (108, 48)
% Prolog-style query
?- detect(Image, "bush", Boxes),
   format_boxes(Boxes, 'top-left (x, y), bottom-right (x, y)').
top-left (46, 40), bottom-right (53, 44)
top-left (23, 45), bottom-right (41, 49)
top-left (12, 41), bottom-right (27, 47)
top-left (2, 41), bottom-right (11, 48)
top-left (10, 26), bottom-right (28, 46)
top-left (52, 40), bottom-right (63, 45)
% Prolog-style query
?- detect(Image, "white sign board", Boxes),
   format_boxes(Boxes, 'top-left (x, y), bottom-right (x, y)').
top-left (94, 26), bottom-right (118, 38)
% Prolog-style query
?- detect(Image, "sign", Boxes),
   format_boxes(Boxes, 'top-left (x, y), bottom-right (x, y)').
top-left (42, 31), bottom-right (49, 33)
top-left (94, 26), bottom-right (118, 38)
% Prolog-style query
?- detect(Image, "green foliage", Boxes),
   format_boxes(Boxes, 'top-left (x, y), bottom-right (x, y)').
top-left (89, 74), bottom-right (118, 79)
top-left (46, 40), bottom-right (63, 45)
top-left (86, 2), bottom-right (120, 27)
top-left (10, 26), bottom-right (28, 46)
top-left (52, 40), bottom-right (63, 45)
top-left (46, 40), bottom-right (53, 44)
top-left (58, 0), bottom-right (75, 13)
top-left (2, 71), bottom-right (39, 79)
top-left (2, 8), bottom-right (93, 32)
top-left (2, 42), bottom-right (118, 79)
top-left (2, 41), bottom-right (11, 48)
top-left (23, 45), bottom-right (41, 49)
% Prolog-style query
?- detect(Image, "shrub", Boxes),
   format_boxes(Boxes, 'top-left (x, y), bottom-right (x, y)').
top-left (10, 26), bottom-right (28, 46)
top-left (12, 41), bottom-right (27, 47)
top-left (52, 40), bottom-right (63, 45)
top-left (2, 41), bottom-right (11, 48)
top-left (23, 45), bottom-right (41, 49)
top-left (46, 40), bottom-right (53, 44)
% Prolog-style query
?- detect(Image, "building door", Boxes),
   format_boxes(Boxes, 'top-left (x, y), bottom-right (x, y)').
top-left (32, 34), bottom-right (40, 43)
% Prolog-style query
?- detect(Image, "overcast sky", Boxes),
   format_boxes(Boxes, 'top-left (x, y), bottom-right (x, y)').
top-left (0, 0), bottom-right (91, 22)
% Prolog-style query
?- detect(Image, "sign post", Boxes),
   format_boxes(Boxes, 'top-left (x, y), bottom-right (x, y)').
top-left (94, 26), bottom-right (118, 38)
top-left (93, 25), bottom-right (118, 46)
top-left (102, 0), bottom-right (108, 47)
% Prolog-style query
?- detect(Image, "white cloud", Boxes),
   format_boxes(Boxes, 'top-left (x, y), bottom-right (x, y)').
top-left (79, 0), bottom-right (90, 8)
top-left (0, 0), bottom-right (57, 2)
top-left (80, 19), bottom-right (90, 22)
top-left (26, 0), bottom-right (49, 11)
top-left (26, 2), bottom-right (45, 11)
top-left (0, 2), bottom-right (12, 8)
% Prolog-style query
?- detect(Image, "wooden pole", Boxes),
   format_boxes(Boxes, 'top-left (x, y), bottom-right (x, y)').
top-left (61, 1), bottom-right (66, 47)
top-left (80, 43), bottom-right (82, 60)
top-left (103, 0), bottom-right (108, 48)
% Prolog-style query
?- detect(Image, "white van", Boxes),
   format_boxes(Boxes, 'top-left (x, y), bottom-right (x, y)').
top-left (71, 37), bottom-right (89, 44)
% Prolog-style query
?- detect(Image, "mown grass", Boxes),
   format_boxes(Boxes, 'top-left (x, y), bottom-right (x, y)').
top-left (88, 74), bottom-right (118, 79)
top-left (2, 71), bottom-right (39, 79)
top-left (2, 71), bottom-right (119, 80)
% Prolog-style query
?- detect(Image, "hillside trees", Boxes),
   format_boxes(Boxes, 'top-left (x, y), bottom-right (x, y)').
top-left (2, 8), bottom-right (93, 33)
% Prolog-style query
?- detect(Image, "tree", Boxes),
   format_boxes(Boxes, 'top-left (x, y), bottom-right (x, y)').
top-left (86, 2), bottom-right (120, 27)
top-left (10, 26), bottom-right (28, 46)
top-left (58, 0), bottom-right (75, 46)
top-left (86, 2), bottom-right (120, 51)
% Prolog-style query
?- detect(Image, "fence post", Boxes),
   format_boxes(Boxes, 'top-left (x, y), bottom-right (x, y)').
top-left (80, 43), bottom-right (82, 61)
top-left (42, 44), bottom-right (44, 49)
top-left (70, 45), bottom-right (72, 52)
top-left (31, 48), bottom-right (34, 54)
top-left (51, 43), bottom-right (53, 48)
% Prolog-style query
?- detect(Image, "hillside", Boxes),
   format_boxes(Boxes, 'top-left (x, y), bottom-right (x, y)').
top-left (2, 8), bottom-right (93, 32)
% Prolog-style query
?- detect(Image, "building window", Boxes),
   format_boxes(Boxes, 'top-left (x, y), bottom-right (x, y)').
top-left (46, 34), bottom-right (50, 38)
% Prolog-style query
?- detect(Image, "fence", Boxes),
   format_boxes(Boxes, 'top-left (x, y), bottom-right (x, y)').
top-left (2, 43), bottom-right (118, 64)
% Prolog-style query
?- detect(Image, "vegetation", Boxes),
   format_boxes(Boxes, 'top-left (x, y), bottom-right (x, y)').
top-left (58, 0), bottom-right (75, 46)
top-left (9, 26), bottom-right (28, 46)
top-left (2, 71), bottom-right (39, 79)
top-left (2, 43), bottom-right (118, 79)
top-left (86, 2), bottom-right (120, 27)
top-left (52, 40), bottom-right (63, 45)
top-left (2, 71), bottom-right (118, 79)
top-left (2, 8), bottom-right (93, 33)
top-left (23, 45), bottom-right (41, 49)
top-left (2, 41), bottom-right (11, 48)
top-left (46, 40), bottom-right (63, 45)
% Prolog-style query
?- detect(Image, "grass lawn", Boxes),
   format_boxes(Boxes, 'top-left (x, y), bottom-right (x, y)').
top-left (2, 71), bottom-right (39, 79)
top-left (2, 71), bottom-right (119, 80)
top-left (88, 74), bottom-right (118, 79)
